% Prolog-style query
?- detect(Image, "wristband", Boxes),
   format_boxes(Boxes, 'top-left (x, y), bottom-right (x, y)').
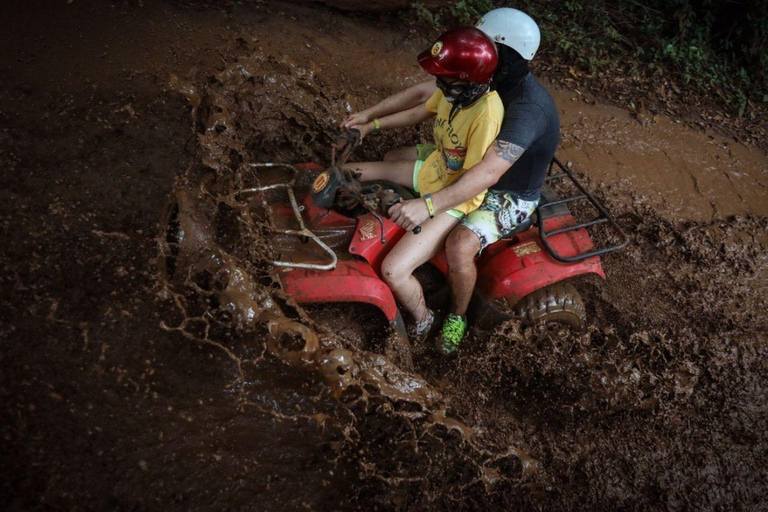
top-left (372, 118), bottom-right (381, 134)
top-left (423, 193), bottom-right (435, 218)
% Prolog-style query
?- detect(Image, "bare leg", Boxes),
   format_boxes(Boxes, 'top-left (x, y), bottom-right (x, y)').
top-left (384, 146), bottom-right (418, 162)
top-left (381, 213), bottom-right (460, 322)
top-left (445, 225), bottom-right (482, 316)
top-left (342, 160), bottom-right (415, 189)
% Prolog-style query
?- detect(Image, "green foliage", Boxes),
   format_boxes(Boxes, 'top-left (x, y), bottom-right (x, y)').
top-left (516, 0), bottom-right (767, 117)
top-left (412, 2), bottom-right (441, 27)
top-left (447, 0), bottom-right (495, 25)
top-left (411, 0), bottom-right (767, 118)
top-left (412, 0), bottom-right (493, 28)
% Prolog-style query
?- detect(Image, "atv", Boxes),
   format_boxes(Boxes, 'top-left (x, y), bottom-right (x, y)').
top-left (161, 129), bottom-right (627, 357)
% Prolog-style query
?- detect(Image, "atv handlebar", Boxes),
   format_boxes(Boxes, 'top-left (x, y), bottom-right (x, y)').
top-left (329, 125), bottom-right (361, 168)
top-left (387, 195), bottom-right (421, 235)
top-left (325, 127), bottom-right (421, 236)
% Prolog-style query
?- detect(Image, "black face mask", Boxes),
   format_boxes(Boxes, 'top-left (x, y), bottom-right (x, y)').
top-left (435, 77), bottom-right (467, 100)
top-left (492, 45), bottom-right (530, 91)
top-left (435, 77), bottom-right (490, 122)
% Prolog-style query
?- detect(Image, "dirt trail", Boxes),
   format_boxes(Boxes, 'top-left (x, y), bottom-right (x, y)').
top-left (556, 93), bottom-right (768, 222)
top-left (1, 1), bottom-right (766, 511)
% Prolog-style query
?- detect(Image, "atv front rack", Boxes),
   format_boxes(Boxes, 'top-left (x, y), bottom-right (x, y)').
top-left (238, 163), bottom-right (338, 271)
top-left (538, 157), bottom-right (629, 262)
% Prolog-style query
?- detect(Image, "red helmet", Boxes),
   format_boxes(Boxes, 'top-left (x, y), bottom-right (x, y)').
top-left (418, 27), bottom-right (498, 84)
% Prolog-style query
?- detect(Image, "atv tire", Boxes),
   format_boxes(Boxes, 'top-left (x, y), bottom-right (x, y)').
top-left (510, 282), bottom-right (586, 330)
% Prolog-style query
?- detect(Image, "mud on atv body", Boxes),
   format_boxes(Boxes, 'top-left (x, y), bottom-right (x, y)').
top-left (160, 157), bottom-right (626, 348)
top-left (274, 159), bottom-right (627, 339)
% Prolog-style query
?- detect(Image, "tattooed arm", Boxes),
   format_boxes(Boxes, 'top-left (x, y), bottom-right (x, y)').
top-left (388, 140), bottom-right (526, 231)
top-left (429, 140), bottom-right (524, 214)
top-left (491, 140), bottom-right (526, 163)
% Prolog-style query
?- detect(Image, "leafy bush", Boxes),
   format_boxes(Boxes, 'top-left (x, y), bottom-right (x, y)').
top-left (412, 0), bottom-right (767, 119)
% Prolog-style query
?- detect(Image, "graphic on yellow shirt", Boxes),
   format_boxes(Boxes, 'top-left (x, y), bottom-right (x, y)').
top-left (442, 146), bottom-right (467, 172)
top-left (419, 89), bottom-right (504, 215)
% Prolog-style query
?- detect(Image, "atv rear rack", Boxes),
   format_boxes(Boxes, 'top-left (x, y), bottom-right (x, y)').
top-left (538, 157), bottom-right (628, 263)
top-left (239, 163), bottom-right (338, 271)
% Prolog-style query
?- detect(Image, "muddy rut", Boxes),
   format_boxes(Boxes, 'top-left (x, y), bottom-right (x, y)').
top-left (1, 1), bottom-right (766, 511)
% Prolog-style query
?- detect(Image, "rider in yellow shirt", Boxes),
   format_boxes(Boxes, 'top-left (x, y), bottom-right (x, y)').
top-left (343, 27), bottom-right (502, 344)
top-left (416, 86), bottom-right (501, 216)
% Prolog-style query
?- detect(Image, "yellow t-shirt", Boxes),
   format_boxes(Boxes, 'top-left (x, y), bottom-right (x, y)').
top-left (419, 89), bottom-right (503, 215)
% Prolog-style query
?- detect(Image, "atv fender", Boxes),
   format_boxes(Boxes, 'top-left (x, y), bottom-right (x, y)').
top-left (476, 217), bottom-right (605, 304)
top-left (277, 259), bottom-right (406, 338)
top-left (347, 213), bottom-right (406, 274)
top-left (429, 215), bottom-right (605, 305)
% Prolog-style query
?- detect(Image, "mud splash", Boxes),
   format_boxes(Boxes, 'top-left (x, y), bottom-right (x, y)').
top-left (161, 36), bottom-right (768, 509)
top-left (157, 44), bottom-right (551, 506)
top-left (157, 180), bottom-right (442, 406)
top-left (3, 1), bottom-right (766, 509)
top-left (170, 45), bottom-right (343, 171)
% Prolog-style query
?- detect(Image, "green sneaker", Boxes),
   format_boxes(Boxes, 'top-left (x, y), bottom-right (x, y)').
top-left (439, 314), bottom-right (467, 355)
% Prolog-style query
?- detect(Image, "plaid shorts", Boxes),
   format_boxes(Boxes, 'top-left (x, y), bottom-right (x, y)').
top-left (460, 189), bottom-right (539, 250)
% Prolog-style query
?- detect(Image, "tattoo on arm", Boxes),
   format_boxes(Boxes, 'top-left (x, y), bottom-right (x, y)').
top-left (493, 141), bottom-right (525, 163)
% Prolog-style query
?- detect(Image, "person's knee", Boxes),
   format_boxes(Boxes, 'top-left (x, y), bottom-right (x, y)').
top-left (383, 149), bottom-right (400, 162)
top-left (446, 227), bottom-right (480, 267)
top-left (380, 257), bottom-right (407, 288)
top-left (384, 146), bottom-right (415, 162)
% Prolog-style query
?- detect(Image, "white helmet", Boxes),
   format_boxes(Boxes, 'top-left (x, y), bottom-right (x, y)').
top-left (476, 8), bottom-right (541, 61)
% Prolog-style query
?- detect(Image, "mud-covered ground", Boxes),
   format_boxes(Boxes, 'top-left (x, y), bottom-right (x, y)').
top-left (1, 1), bottom-right (767, 510)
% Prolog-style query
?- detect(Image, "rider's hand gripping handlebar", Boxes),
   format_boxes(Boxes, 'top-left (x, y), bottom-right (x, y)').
top-left (383, 194), bottom-right (421, 235)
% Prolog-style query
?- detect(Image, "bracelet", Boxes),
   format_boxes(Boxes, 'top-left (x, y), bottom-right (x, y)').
top-left (423, 193), bottom-right (435, 218)
top-left (372, 118), bottom-right (381, 134)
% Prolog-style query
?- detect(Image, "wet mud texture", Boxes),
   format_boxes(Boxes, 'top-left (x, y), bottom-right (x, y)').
top-left (2, 1), bottom-right (767, 511)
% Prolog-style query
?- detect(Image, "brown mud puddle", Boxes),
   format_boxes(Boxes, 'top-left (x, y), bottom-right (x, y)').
top-left (2, 1), bottom-right (767, 510)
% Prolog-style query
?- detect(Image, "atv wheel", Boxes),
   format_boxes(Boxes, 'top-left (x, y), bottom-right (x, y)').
top-left (510, 282), bottom-right (586, 330)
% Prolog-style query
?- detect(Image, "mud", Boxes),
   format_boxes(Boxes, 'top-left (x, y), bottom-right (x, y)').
top-left (2, 1), bottom-right (767, 511)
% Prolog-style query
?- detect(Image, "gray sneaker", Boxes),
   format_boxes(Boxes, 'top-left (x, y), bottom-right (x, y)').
top-left (407, 309), bottom-right (435, 343)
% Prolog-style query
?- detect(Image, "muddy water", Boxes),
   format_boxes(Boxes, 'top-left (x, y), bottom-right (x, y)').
top-left (2, 1), bottom-right (767, 511)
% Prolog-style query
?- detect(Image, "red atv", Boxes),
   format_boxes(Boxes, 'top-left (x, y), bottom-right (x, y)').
top-left (229, 131), bottom-right (628, 344)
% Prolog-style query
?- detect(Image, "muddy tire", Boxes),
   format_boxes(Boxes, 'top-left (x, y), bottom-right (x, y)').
top-left (158, 188), bottom-right (216, 282)
top-left (510, 282), bottom-right (586, 330)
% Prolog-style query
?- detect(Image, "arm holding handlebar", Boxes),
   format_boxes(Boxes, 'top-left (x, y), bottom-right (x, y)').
top-left (389, 140), bottom-right (524, 231)
top-left (351, 103), bottom-right (434, 142)
top-left (341, 80), bottom-right (437, 131)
